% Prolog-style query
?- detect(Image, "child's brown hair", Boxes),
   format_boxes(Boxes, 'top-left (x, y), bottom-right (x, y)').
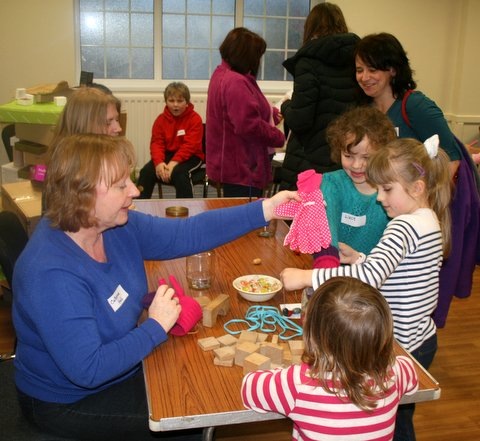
top-left (302, 277), bottom-right (395, 411)
top-left (164, 82), bottom-right (191, 103)
top-left (327, 106), bottom-right (396, 164)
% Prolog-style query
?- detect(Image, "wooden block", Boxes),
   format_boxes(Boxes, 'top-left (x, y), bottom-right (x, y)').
top-left (271, 335), bottom-right (279, 345)
top-left (217, 334), bottom-right (238, 347)
top-left (257, 333), bottom-right (268, 343)
top-left (194, 296), bottom-right (211, 308)
top-left (288, 340), bottom-right (305, 356)
top-left (203, 294), bottom-right (230, 327)
top-left (214, 356), bottom-right (234, 367)
top-left (213, 345), bottom-right (235, 361)
top-left (238, 330), bottom-right (258, 343)
top-left (280, 342), bottom-right (292, 366)
top-left (235, 341), bottom-right (259, 367)
top-left (243, 352), bottom-right (271, 375)
top-left (259, 342), bottom-right (284, 365)
top-left (197, 336), bottom-right (220, 351)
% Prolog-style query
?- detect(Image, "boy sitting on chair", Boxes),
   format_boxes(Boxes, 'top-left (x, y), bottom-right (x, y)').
top-left (137, 82), bottom-right (204, 198)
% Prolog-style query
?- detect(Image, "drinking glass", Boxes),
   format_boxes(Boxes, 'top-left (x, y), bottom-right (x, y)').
top-left (186, 250), bottom-right (215, 290)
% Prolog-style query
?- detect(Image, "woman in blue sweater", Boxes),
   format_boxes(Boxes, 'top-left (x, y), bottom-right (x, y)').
top-left (12, 134), bottom-right (298, 441)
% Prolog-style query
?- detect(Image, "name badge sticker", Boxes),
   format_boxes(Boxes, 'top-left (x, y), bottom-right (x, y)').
top-left (108, 285), bottom-right (129, 312)
top-left (341, 212), bottom-right (367, 228)
top-left (177, 129), bottom-right (186, 136)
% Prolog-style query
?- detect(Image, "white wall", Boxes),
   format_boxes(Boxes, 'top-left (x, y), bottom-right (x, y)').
top-left (0, 1), bottom-right (76, 104)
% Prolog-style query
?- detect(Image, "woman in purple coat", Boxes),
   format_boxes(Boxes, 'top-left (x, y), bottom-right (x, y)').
top-left (206, 27), bottom-right (285, 198)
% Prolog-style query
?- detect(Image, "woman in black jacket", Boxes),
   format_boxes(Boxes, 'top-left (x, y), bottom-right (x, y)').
top-left (280, 3), bottom-right (360, 190)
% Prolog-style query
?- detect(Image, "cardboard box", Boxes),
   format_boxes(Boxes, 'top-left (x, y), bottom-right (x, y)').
top-left (15, 123), bottom-right (55, 146)
top-left (1, 162), bottom-right (28, 185)
top-left (1, 181), bottom-right (42, 236)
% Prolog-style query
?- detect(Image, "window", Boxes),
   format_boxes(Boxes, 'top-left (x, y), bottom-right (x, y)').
top-left (77, 0), bottom-right (311, 82)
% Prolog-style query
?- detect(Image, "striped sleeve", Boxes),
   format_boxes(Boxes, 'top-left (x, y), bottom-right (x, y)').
top-left (241, 365), bottom-right (301, 416)
top-left (312, 218), bottom-right (416, 289)
top-left (393, 356), bottom-right (419, 397)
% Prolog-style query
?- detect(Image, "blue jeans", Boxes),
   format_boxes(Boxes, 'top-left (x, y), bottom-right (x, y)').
top-left (17, 368), bottom-right (202, 441)
top-left (394, 333), bottom-right (438, 441)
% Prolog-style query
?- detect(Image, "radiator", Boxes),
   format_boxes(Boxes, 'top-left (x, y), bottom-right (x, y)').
top-left (117, 93), bottom-right (208, 168)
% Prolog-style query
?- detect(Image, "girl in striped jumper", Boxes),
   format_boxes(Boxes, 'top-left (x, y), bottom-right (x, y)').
top-left (280, 135), bottom-right (451, 441)
top-left (242, 277), bottom-right (418, 441)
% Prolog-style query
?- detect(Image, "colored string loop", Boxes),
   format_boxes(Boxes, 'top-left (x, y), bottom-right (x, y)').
top-left (224, 305), bottom-right (303, 340)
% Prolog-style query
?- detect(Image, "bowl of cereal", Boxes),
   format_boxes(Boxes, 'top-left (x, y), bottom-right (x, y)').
top-left (232, 275), bottom-right (282, 302)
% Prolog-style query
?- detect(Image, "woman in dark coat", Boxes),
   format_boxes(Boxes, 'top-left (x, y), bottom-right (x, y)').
top-left (280, 3), bottom-right (360, 190)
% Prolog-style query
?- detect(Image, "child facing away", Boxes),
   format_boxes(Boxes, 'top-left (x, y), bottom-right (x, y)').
top-left (242, 277), bottom-right (419, 441)
top-left (313, 106), bottom-right (396, 268)
top-left (136, 81), bottom-right (204, 198)
top-left (281, 135), bottom-right (451, 440)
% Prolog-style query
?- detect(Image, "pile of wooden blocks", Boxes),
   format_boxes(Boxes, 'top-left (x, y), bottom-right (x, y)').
top-left (197, 330), bottom-right (305, 374)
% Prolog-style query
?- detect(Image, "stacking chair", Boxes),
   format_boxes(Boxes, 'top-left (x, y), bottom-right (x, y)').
top-left (0, 211), bottom-right (29, 290)
top-left (2, 124), bottom-right (15, 162)
top-left (156, 123), bottom-right (222, 198)
top-left (0, 210), bottom-right (29, 361)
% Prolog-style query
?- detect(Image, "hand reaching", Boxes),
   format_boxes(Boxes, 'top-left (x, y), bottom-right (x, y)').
top-left (338, 242), bottom-right (360, 264)
top-left (279, 268), bottom-right (313, 291)
top-left (262, 190), bottom-right (301, 221)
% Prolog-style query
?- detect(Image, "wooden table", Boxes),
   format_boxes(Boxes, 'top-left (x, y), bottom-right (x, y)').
top-left (134, 198), bottom-right (441, 433)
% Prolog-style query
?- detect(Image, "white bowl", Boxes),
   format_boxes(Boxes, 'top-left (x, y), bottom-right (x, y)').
top-left (232, 275), bottom-right (282, 302)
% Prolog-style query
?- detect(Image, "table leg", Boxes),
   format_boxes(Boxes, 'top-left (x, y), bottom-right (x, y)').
top-left (202, 426), bottom-right (216, 441)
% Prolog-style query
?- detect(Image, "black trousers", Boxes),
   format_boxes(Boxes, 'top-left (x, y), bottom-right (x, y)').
top-left (137, 153), bottom-right (203, 198)
top-left (17, 368), bottom-right (202, 441)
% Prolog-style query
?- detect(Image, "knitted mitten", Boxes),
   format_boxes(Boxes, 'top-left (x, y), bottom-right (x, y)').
top-left (312, 245), bottom-right (340, 269)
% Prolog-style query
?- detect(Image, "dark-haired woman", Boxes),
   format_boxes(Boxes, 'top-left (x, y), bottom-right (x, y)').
top-left (355, 31), bottom-right (480, 441)
top-left (206, 27), bottom-right (285, 198)
top-left (355, 32), bottom-right (461, 175)
top-left (279, 2), bottom-right (360, 190)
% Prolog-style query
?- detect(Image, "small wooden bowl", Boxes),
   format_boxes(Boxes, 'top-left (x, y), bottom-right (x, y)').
top-left (165, 206), bottom-right (189, 217)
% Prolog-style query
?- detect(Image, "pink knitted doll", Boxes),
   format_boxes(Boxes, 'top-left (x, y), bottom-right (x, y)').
top-left (274, 169), bottom-right (332, 256)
